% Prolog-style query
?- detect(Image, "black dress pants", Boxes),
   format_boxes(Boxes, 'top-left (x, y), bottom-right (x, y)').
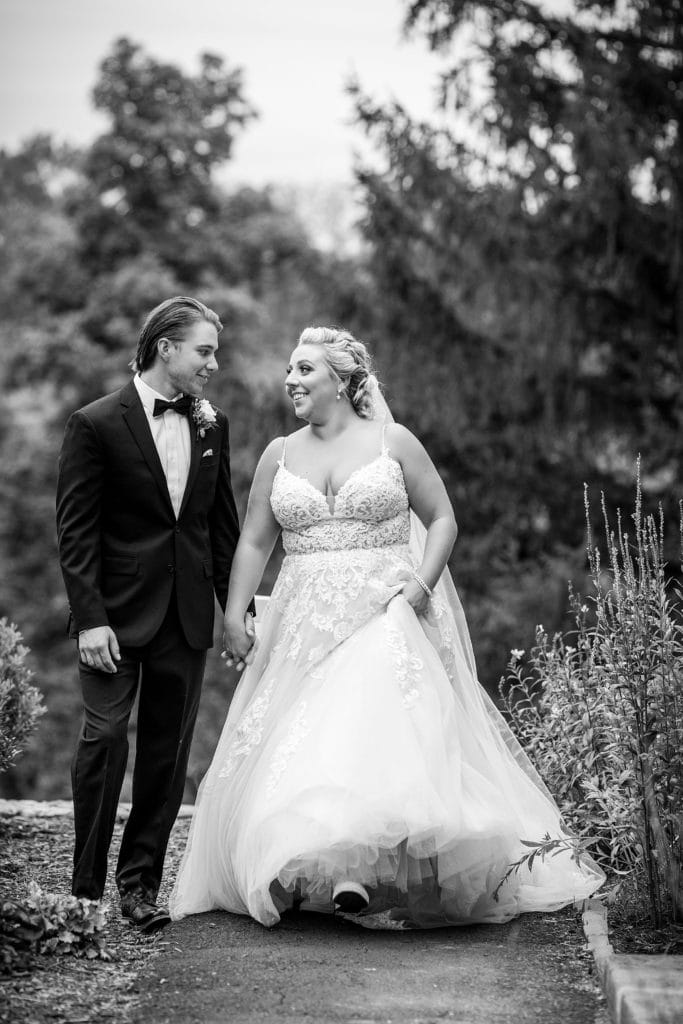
top-left (71, 597), bottom-right (207, 900)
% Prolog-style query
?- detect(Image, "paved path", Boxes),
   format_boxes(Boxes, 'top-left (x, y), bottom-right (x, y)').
top-left (134, 906), bottom-right (609, 1024)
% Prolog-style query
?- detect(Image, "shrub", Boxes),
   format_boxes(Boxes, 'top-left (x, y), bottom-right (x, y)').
top-left (0, 618), bottom-right (45, 773)
top-left (0, 883), bottom-right (110, 970)
top-left (500, 473), bottom-right (683, 927)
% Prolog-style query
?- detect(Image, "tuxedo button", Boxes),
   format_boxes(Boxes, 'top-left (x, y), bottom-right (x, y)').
top-left (167, 564), bottom-right (175, 574)
top-left (174, 526), bottom-right (181, 533)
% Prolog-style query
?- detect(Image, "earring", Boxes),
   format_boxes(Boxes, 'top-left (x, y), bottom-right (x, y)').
top-left (336, 388), bottom-right (343, 401)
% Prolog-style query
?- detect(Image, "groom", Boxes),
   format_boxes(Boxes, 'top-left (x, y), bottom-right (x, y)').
top-left (56, 296), bottom-right (253, 933)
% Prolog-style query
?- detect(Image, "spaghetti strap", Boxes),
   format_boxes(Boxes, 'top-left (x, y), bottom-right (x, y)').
top-left (280, 435), bottom-right (288, 467)
top-left (380, 422), bottom-right (388, 455)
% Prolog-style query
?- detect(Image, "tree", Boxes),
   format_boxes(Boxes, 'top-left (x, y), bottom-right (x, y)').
top-left (74, 37), bottom-right (255, 279)
top-left (352, 0), bottom-right (683, 682)
top-left (0, 137), bottom-right (86, 316)
top-left (399, 0), bottom-right (682, 434)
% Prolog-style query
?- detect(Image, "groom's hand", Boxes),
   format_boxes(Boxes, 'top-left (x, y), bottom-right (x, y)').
top-left (78, 626), bottom-right (121, 674)
top-left (222, 613), bottom-right (257, 673)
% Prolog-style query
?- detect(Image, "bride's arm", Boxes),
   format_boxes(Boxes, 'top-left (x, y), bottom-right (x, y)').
top-left (223, 439), bottom-right (282, 659)
top-left (385, 422), bottom-right (458, 615)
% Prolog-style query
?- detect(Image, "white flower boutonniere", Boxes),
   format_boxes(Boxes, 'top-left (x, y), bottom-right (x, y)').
top-left (192, 398), bottom-right (217, 439)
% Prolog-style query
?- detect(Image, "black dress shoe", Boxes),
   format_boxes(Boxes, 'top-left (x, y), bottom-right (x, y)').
top-left (120, 890), bottom-right (171, 935)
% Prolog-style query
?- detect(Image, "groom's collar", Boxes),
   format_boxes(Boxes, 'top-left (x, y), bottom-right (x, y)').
top-left (133, 374), bottom-right (183, 417)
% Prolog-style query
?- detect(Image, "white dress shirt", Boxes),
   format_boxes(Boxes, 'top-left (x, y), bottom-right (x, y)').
top-left (134, 375), bottom-right (192, 519)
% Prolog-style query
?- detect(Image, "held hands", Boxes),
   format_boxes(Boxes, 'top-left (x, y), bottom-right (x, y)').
top-left (78, 626), bottom-right (121, 674)
top-left (222, 612), bottom-right (257, 673)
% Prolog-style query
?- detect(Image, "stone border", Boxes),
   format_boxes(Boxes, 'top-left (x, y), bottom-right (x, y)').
top-left (581, 897), bottom-right (683, 1024)
top-left (582, 897), bottom-right (613, 984)
top-left (0, 798), bottom-right (194, 819)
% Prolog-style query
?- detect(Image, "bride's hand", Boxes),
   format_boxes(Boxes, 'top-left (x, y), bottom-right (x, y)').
top-left (401, 579), bottom-right (430, 617)
top-left (222, 612), bottom-right (256, 673)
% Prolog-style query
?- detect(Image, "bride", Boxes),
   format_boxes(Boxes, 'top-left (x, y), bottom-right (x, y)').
top-left (171, 326), bottom-right (603, 928)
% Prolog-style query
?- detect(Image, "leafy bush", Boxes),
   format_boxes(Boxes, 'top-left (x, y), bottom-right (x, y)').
top-left (500, 474), bottom-right (683, 926)
top-left (1, 883), bottom-right (110, 970)
top-left (0, 618), bottom-right (45, 773)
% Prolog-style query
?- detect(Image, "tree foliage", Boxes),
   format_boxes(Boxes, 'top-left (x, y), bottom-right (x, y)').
top-left (353, 0), bottom-right (683, 677)
top-left (75, 37), bottom-right (256, 279)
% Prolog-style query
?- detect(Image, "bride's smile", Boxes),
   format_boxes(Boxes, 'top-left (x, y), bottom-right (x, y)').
top-left (285, 343), bottom-right (346, 421)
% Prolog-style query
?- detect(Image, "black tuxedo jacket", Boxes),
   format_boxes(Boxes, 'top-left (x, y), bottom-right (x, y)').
top-left (56, 380), bottom-right (243, 650)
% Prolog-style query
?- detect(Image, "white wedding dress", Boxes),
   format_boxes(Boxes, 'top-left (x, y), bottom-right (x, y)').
top-left (171, 433), bottom-right (603, 928)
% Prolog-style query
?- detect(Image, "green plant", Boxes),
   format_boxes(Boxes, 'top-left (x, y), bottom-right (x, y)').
top-left (0, 882), bottom-right (110, 969)
top-left (0, 618), bottom-right (45, 773)
top-left (500, 472), bottom-right (683, 927)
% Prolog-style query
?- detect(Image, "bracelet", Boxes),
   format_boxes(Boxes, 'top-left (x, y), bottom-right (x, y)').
top-left (412, 571), bottom-right (432, 598)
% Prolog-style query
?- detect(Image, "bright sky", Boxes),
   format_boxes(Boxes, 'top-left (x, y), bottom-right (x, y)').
top-left (0, 0), bottom-right (451, 186)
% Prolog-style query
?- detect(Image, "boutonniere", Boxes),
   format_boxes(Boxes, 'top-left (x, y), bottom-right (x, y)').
top-left (192, 398), bottom-right (217, 439)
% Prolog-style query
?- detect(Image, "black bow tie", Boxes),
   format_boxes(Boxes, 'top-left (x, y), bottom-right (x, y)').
top-left (152, 395), bottom-right (194, 418)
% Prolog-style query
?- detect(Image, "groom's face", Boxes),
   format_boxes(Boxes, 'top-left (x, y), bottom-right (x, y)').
top-left (164, 320), bottom-right (219, 398)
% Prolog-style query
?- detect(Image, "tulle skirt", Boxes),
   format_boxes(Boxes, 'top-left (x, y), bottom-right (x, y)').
top-left (170, 544), bottom-right (603, 928)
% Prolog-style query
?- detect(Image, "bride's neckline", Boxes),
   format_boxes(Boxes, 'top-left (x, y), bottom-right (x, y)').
top-left (277, 450), bottom-right (398, 516)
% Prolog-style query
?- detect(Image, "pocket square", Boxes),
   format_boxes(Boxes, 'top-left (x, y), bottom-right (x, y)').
top-left (202, 449), bottom-right (214, 458)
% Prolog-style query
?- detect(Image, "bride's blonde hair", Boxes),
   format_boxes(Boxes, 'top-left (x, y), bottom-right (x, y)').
top-left (298, 326), bottom-right (375, 418)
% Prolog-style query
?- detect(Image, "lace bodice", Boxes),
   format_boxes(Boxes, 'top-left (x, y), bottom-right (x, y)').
top-left (270, 448), bottom-right (410, 554)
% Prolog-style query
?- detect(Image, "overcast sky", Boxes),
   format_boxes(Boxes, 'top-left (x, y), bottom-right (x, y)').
top-left (0, 0), bottom-right (453, 186)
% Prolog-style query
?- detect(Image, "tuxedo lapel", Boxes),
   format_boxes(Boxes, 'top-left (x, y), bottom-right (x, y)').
top-left (120, 382), bottom-right (175, 517)
top-left (179, 425), bottom-right (202, 519)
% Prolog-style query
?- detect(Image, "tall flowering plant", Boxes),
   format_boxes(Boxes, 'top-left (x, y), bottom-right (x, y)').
top-left (500, 470), bottom-right (683, 927)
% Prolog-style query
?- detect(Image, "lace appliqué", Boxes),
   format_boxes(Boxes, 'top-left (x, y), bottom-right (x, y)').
top-left (269, 547), bottom-right (411, 671)
top-left (271, 453), bottom-right (410, 556)
top-left (429, 594), bottom-right (457, 682)
top-left (385, 618), bottom-right (424, 708)
top-left (282, 514), bottom-right (410, 554)
top-left (266, 701), bottom-right (310, 798)
top-left (217, 679), bottom-right (276, 780)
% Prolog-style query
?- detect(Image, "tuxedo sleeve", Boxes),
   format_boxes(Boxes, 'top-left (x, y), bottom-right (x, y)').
top-left (208, 414), bottom-right (255, 615)
top-left (56, 410), bottom-right (109, 633)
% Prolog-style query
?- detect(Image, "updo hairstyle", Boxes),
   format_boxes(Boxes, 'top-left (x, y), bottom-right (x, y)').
top-left (298, 326), bottom-right (375, 418)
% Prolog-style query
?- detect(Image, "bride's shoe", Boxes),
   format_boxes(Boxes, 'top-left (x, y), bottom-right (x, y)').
top-left (332, 881), bottom-right (370, 914)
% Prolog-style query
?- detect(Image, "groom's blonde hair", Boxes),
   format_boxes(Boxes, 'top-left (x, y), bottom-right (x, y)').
top-left (132, 296), bottom-right (222, 372)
